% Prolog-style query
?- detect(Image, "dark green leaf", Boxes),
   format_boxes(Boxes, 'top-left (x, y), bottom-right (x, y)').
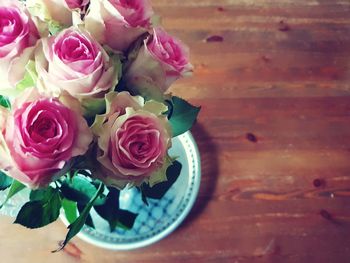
top-left (62, 199), bottom-right (78, 224)
top-left (0, 180), bottom-right (26, 208)
top-left (30, 188), bottom-right (52, 201)
top-left (117, 209), bottom-right (138, 230)
top-left (60, 176), bottom-right (106, 206)
top-left (6, 180), bottom-right (25, 200)
top-left (95, 187), bottom-right (137, 231)
top-left (141, 161), bottom-right (182, 199)
top-left (77, 204), bottom-right (95, 229)
top-left (94, 187), bottom-right (120, 231)
top-left (54, 183), bottom-right (104, 252)
top-left (0, 95), bottom-right (11, 108)
top-left (169, 96), bottom-right (200, 137)
top-left (14, 187), bottom-right (61, 229)
top-left (75, 169), bottom-right (91, 178)
top-left (140, 186), bottom-right (149, 206)
top-left (0, 171), bottom-right (13, 191)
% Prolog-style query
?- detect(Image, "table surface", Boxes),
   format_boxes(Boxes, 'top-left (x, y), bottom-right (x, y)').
top-left (1, 0), bottom-right (350, 262)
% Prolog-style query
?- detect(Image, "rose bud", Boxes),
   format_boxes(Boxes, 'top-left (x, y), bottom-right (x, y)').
top-left (85, 0), bottom-right (154, 52)
top-left (125, 28), bottom-right (193, 100)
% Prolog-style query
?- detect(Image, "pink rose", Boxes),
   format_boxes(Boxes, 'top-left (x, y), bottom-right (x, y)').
top-left (0, 88), bottom-right (92, 188)
top-left (125, 28), bottom-right (193, 99)
top-left (35, 27), bottom-right (119, 113)
top-left (91, 92), bottom-right (172, 188)
top-left (85, 0), bottom-right (153, 52)
top-left (65, 0), bottom-right (90, 10)
top-left (0, 0), bottom-right (39, 93)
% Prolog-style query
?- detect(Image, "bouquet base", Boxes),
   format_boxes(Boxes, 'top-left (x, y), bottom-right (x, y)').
top-left (60, 131), bottom-right (201, 250)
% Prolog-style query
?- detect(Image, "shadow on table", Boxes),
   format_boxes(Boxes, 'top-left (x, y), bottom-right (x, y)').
top-left (179, 123), bottom-right (219, 228)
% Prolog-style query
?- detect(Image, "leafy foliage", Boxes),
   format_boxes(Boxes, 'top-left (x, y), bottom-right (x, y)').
top-left (0, 180), bottom-right (26, 208)
top-left (54, 183), bottom-right (104, 252)
top-left (168, 96), bottom-right (200, 137)
top-left (14, 187), bottom-right (61, 228)
top-left (141, 160), bottom-right (182, 202)
top-left (0, 171), bottom-right (13, 191)
top-left (61, 198), bottom-right (78, 224)
top-left (60, 175), bottom-right (106, 206)
top-left (77, 204), bottom-right (95, 229)
top-left (0, 95), bottom-right (11, 108)
top-left (94, 187), bottom-right (138, 231)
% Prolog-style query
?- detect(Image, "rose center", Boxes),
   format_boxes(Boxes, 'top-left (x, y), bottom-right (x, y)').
top-left (30, 117), bottom-right (57, 141)
top-left (60, 35), bottom-right (93, 61)
top-left (130, 139), bottom-right (150, 158)
top-left (0, 17), bottom-right (14, 34)
top-left (0, 8), bottom-right (23, 46)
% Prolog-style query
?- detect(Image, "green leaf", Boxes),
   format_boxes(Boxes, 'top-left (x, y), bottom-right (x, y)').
top-left (0, 171), bottom-right (13, 191)
top-left (0, 180), bottom-right (26, 208)
top-left (77, 204), bottom-right (95, 229)
top-left (60, 176), bottom-right (106, 206)
top-left (62, 199), bottom-right (78, 224)
top-left (94, 188), bottom-right (137, 231)
top-left (94, 188), bottom-right (120, 231)
top-left (0, 95), bottom-right (11, 109)
top-left (117, 209), bottom-right (138, 230)
top-left (14, 187), bottom-right (61, 229)
top-left (53, 183), bottom-right (104, 252)
top-left (30, 188), bottom-right (51, 201)
top-left (140, 186), bottom-right (149, 206)
top-left (169, 96), bottom-right (200, 137)
top-left (16, 60), bottom-right (37, 91)
top-left (75, 170), bottom-right (92, 178)
top-left (147, 155), bottom-right (173, 187)
top-left (141, 160), bottom-right (182, 200)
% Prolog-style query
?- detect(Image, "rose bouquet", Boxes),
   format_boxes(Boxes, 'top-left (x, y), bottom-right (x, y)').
top-left (0, 0), bottom-right (200, 251)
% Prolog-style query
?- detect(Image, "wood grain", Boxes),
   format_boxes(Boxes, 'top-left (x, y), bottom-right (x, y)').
top-left (1, 0), bottom-right (350, 262)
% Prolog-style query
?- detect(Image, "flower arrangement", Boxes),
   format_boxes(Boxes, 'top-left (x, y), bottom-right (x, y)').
top-left (0, 0), bottom-right (200, 251)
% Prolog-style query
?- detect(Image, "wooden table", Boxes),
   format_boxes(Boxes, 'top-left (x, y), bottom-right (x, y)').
top-left (1, 0), bottom-right (350, 262)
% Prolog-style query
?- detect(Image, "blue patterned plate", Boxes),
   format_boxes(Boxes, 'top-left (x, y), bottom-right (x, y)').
top-left (60, 131), bottom-right (201, 250)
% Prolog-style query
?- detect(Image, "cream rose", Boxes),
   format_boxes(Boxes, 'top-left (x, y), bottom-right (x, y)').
top-left (91, 91), bottom-right (172, 188)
